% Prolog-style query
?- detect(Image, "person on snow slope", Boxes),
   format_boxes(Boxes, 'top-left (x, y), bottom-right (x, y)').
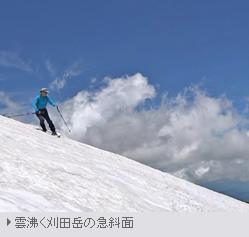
top-left (33, 88), bottom-right (58, 135)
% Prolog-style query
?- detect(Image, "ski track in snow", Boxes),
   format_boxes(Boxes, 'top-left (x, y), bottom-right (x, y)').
top-left (0, 115), bottom-right (249, 212)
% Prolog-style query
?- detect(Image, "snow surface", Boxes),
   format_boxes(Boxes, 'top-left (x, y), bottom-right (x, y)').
top-left (0, 115), bottom-right (249, 212)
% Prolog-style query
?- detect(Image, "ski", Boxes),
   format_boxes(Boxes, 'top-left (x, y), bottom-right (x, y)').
top-left (36, 128), bottom-right (61, 138)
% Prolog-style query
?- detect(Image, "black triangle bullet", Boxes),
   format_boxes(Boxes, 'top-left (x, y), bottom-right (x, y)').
top-left (7, 218), bottom-right (11, 226)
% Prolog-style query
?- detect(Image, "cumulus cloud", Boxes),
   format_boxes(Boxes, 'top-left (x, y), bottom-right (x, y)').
top-left (53, 73), bottom-right (249, 183)
top-left (0, 51), bottom-right (33, 72)
top-left (53, 72), bottom-right (155, 134)
top-left (48, 60), bottom-right (83, 90)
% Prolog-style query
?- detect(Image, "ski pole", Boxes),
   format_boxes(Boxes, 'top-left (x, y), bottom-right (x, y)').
top-left (56, 106), bottom-right (71, 132)
top-left (7, 112), bottom-right (36, 118)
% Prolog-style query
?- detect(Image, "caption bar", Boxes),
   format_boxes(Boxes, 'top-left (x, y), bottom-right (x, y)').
top-left (8, 216), bottom-right (134, 229)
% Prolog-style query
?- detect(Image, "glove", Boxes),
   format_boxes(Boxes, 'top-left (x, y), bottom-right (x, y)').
top-left (35, 111), bottom-right (42, 115)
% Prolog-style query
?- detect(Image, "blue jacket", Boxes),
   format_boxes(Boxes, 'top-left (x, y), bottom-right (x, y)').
top-left (33, 94), bottom-right (56, 111)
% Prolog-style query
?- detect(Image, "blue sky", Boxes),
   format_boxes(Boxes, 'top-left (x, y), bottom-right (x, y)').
top-left (2, 0), bottom-right (249, 199)
top-left (2, 0), bottom-right (249, 105)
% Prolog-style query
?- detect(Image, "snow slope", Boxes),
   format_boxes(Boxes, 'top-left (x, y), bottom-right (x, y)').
top-left (0, 115), bottom-right (249, 212)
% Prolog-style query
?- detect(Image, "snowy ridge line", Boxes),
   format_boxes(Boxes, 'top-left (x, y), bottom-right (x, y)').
top-left (1, 115), bottom-right (249, 211)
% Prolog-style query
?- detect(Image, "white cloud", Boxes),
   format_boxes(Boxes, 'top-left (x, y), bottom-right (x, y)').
top-left (48, 60), bottom-right (83, 90)
top-left (45, 60), bottom-right (57, 77)
top-left (50, 77), bottom-right (67, 90)
top-left (91, 78), bottom-right (97, 84)
top-left (0, 51), bottom-right (33, 72)
top-left (0, 91), bottom-right (30, 122)
top-left (53, 72), bottom-right (155, 136)
top-left (51, 73), bottom-right (249, 183)
top-left (0, 91), bottom-right (19, 111)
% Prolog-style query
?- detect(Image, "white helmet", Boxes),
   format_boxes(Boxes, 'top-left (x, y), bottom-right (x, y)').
top-left (40, 88), bottom-right (49, 93)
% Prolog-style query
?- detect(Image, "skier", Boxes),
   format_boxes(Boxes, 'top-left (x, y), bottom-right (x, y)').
top-left (33, 88), bottom-right (58, 135)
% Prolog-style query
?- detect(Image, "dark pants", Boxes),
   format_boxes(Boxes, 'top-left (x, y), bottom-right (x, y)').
top-left (36, 109), bottom-right (56, 132)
